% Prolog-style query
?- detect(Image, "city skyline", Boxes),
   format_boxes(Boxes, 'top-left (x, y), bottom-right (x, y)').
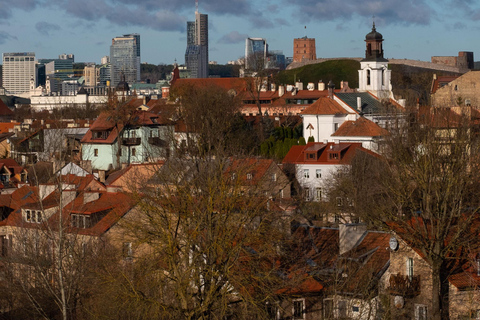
top-left (0, 0), bottom-right (479, 65)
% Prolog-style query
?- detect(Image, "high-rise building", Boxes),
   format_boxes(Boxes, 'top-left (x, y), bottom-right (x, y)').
top-left (245, 38), bottom-right (267, 70)
top-left (2, 52), bottom-right (36, 95)
top-left (110, 33), bottom-right (140, 87)
top-left (185, 8), bottom-right (208, 78)
top-left (293, 37), bottom-right (316, 62)
top-left (101, 56), bottom-right (110, 65)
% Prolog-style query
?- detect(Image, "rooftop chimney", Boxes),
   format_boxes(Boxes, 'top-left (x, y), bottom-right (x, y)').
top-left (328, 80), bottom-right (335, 99)
top-left (278, 85), bottom-right (285, 97)
top-left (318, 81), bottom-right (325, 91)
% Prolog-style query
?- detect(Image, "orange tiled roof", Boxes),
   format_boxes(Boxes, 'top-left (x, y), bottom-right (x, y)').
top-left (332, 117), bottom-right (389, 137)
top-left (282, 142), bottom-right (379, 165)
top-left (300, 97), bottom-right (352, 115)
top-left (0, 122), bottom-right (19, 134)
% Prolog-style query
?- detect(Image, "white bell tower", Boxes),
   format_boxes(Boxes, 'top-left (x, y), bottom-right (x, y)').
top-left (358, 23), bottom-right (392, 100)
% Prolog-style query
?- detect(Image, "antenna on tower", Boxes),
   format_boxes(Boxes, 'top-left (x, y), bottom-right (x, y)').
top-left (195, 0), bottom-right (199, 12)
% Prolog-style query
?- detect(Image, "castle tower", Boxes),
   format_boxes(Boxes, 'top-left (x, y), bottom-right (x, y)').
top-left (358, 23), bottom-right (392, 99)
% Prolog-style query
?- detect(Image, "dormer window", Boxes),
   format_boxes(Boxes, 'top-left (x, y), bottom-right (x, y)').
top-left (24, 210), bottom-right (43, 223)
top-left (307, 153), bottom-right (316, 160)
top-left (94, 131), bottom-right (108, 140)
top-left (329, 153), bottom-right (339, 160)
top-left (71, 214), bottom-right (91, 229)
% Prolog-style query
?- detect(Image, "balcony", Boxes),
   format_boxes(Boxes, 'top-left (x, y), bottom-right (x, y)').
top-left (122, 138), bottom-right (141, 146)
top-left (148, 137), bottom-right (167, 147)
top-left (388, 273), bottom-right (421, 297)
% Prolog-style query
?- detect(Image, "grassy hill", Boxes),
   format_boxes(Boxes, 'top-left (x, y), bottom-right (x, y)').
top-left (275, 60), bottom-right (360, 89)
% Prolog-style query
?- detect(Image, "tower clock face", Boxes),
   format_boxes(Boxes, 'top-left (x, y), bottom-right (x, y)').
top-left (389, 236), bottom-right (398, 251)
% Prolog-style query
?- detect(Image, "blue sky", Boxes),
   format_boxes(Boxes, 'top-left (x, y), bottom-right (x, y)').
top-left (0, 0), bottom-right (479, 65)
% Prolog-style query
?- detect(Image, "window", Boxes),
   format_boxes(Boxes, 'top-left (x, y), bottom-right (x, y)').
top-left (271, 173), bottom-right (277, 181)
top-left (123, 242), bottom-right (133, 258)
top-left (315, 188), bottom-right (322, 201)
top-left (407, 258), bottom-right (414, 280)
top-left (338, 300), bottom-right (347, 318)
top-left (247, 173), bottom-right (253, 180)
top-left (334, 123), bottom-right (339, 131)
top-left (415, 304), bottom-right (427, 320)
top-left (293, 299), bottom-right (304, 319)
top-left (0, 235), bottom-right (11, 257)
top-left (316, 169), bottom-right (322, 178)
top-left (132, 148), bottom-right (136, 157)
top-left (94, 149), bottom-right (98, 157)
top-left (71, 214), bottom-right (91, 229)
top-left (24, 210), bottom-right (42, 223)
top-left (323, 299), bottom-right (334, 319)
top-left (367, 69), bottom-right (371, 85)
top-left (231, 172), bottom-right (236, 180)
top-left (303, 169), bottom-right (309, 179)
top-left (266, 302), bottom-right (278, 319)
top-left (304, 188), bottom-right (310, 201)
top-left (336, 197), bottom-right (343, 207)
top-left (352, 306), bottom-right (360, 312)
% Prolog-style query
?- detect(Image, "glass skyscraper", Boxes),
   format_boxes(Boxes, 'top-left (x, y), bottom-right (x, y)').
top-left (110, 33), bottom-right (140, 87)
top-left (185, 11), bottom-right (208, 78)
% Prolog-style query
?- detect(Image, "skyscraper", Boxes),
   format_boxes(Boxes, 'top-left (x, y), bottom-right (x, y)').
top-left (245, 38), bottom-right (267, 70)
top-left (185, 6), bottom-right (208, 78)
top-left (2, 52), bottom-right (36, 95)
top-left (110, 33), bottom-right (140, 87)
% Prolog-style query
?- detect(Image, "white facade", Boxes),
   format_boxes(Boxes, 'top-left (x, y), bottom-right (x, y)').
top-left (2, 52), bottom-right (36, 95)
top-left (297, 163), bottom-right (343, 201)
top-left (302, 113), bottom-right (357, 143)
top-left (358, 60), bottom-right (392, 99)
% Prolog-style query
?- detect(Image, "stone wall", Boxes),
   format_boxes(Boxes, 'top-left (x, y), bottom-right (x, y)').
top-left (432, 71), bottom-right (480, 107)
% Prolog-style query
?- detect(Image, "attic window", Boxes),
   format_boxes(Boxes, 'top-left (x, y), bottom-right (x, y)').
top-left (308, 153), bottom-right (315, 160)
top-left (94, 131), bottom-right (108, 140)
top-left (329, 153), bottom-right (339, 160)
top-left (25, 210), bottom-right (43, 223)
top-left (71, 214), bottom-right (91, 229)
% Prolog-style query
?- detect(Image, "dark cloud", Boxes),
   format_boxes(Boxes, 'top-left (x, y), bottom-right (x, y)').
top-left (218, 31), bottom-right (248, 44)
top-left (286, 0), bottom-right (433, 26)
top-left (249, 15), bottom-right (274, 29)
top-left (0, 0), bottom-right (38, 19)
top-left (0, 31), bottom-right (17, 44)
top-left (36, 21), bottom-right (61, 35)
top-left (274, 18), bottom-right (289, 26)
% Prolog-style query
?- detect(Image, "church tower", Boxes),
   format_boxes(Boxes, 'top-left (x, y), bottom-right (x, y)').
top-left (358, 23), bottom-right (392, 99)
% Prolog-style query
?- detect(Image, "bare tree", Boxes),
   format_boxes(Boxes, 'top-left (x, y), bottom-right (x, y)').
top-left (327, 108), bottom-right (480, 320)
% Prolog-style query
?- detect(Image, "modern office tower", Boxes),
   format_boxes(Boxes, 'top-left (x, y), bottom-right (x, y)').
top-left (245, 38), bottom-right (268, 70)
top-left (2, 52), bottom-right (36, 95)
top-left (185, 7), bottom-right (208, 78)
top-left (38, 58), bottom-right (74, 82)
top-left (99, 64), bottom-right (111, 86)
top-left (110, 33), bottom-right (140, 87)
top-left (266, 50), bottom-right (286, 70)
top-left (293, 37), bottom-right (316, 62)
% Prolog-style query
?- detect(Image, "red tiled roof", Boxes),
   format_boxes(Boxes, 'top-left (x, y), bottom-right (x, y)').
top-left (0, 122), bottom-right (19, 134)
top-left (282, 142), bottom-right (379, 165)
top-left (300, 97), bottom-right (351, 115)
top-left (0, 100), bottom-right (13, 116)
top-left (225, 158), bottom-right (275, 184)
top-left (332, 117), bottom-right (389, 137)
top-left (431, 75), bottom-right (460, 94)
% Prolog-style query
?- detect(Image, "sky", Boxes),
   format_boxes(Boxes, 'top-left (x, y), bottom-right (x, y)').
top-left (0, 0), bottom-right (479, 65)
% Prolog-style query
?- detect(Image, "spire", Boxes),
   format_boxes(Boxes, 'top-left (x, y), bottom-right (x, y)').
top-left (195, 0), bottom-right (198, 12)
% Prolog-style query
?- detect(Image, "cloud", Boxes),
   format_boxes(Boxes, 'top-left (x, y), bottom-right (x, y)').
top-left (286, 0), bottom-right (433, 26)
top-left (249, 15), bottom-right (274, 29)
top-left (453, 22), bottom-right (467, 29)
top-left (218, 31), bottom-right (248, 44)
top-left (0, 31), bottom-right (17, 44)
top-left (36, 21), bottom-right (61, 35)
